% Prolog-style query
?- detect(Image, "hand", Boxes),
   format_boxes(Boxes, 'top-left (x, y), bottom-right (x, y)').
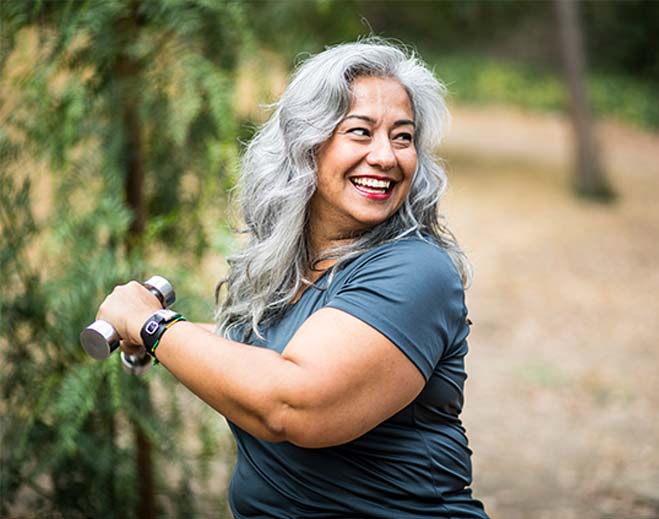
top-left (96, 281), bottom-right (162, 347)
top-left (119, 339), bottom-right (147, 357)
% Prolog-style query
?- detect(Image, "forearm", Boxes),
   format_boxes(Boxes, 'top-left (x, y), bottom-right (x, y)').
top-left (154, 321), bottom-right (298, 442)
top-left (193, 322), bottom-right (217, 333)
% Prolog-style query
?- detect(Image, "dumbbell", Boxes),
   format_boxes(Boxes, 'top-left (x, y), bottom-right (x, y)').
top-left (80, 276), bottom-right (176, 375)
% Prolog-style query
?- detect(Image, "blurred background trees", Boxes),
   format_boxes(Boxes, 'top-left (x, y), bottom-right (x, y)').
top-left (1, 0), bottom-right (657, 517)
top-left (2, 1), bottom-right (247, 517)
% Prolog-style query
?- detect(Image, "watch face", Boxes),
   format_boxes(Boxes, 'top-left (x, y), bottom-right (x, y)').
top-left (145, 320), bottom-right (159, 335)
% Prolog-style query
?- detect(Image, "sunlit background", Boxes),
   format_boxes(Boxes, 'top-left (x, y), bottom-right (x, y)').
top-left (1, 1), bottom-right (658, 518)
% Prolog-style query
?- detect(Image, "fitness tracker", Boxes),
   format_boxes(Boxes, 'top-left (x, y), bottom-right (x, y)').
top-left (140, 309), bottom-right (186, 359)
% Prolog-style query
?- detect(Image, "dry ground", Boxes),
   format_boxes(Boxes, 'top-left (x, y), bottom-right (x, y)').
top-left (442, 106), bottom-right (659, 519)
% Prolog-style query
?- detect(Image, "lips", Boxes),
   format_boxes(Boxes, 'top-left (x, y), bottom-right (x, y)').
top-left (349, 176), bottom-right (397, 197)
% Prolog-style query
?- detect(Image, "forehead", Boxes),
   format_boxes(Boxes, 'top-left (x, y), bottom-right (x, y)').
top-left (348, 76), bottom-right (413, 117)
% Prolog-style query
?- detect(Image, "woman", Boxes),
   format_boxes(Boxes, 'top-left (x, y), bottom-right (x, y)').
top-left (98, 39), bottom-right (489, 518)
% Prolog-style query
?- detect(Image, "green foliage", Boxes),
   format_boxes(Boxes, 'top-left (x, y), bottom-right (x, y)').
top-left (243, 0), bottom-right (363, 59)
top-left (581, 0), bottom-right (659, 85)
top-left (1, 0), bottom-right (245, 516)
top-left (433, 55), bottom-right (565, 113)
top-left (586, 72), bottom-right (659, 131)
top-left (431, 54), bottom-right (659, 130)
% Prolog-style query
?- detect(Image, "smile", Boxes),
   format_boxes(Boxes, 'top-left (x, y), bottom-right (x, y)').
top-left (349, 176), bottom-right (395, 196)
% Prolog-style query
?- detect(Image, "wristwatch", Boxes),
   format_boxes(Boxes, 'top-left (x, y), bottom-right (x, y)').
top-left (140, 309), bottom-right (185, 359)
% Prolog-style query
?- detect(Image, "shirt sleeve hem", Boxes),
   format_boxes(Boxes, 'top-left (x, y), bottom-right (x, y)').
top-left (325, 301), bottom-right (434, 381)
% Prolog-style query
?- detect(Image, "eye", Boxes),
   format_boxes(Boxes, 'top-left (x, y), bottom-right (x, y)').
top-left (347, 127), bottom-right (371, 138)
top-left (393, 132), bottom-right (414, 145)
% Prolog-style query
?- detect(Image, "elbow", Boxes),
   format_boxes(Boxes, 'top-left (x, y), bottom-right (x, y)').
top-left (263, 403), bottom-right (352, 448)
top-left (258, 402), bottom-right (312, 447)
top-left (259, 403), bottom-right (291, 443)
top-left (255, 367), bottom-right (358, 447)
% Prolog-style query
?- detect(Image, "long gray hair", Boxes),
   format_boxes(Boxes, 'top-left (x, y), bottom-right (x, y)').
top-left (216, 38), bottom-right (472, 339)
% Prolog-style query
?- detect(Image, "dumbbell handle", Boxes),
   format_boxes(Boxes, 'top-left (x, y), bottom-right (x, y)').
top-left (80, 275), bottom-right (175, 360)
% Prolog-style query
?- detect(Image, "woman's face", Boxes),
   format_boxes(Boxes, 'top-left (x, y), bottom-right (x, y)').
top-left (309, 76), bottom-right (417, 244)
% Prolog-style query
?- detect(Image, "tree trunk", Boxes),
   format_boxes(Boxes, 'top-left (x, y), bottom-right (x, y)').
top-left (122, 90), bottom-right (145, 241)
top-left (115, 1), bottom-right (156, 518)
top-left (118, 10), bottom-right (146, 243)
top-left (554, 0), bottom-right (615, 200)
top-left (134, 417), bottom-right (156, 518)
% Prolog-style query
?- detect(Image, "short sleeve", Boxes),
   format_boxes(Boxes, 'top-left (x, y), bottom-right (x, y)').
top-left (325, 239), bottom-right (467, 381)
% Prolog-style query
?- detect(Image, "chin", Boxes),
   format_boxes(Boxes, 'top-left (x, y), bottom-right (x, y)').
top-left (352, 213), bottom-right (394, 231)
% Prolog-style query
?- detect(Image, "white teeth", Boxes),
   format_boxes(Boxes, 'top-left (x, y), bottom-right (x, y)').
top-left (351, 177), bottom-right (391, 189)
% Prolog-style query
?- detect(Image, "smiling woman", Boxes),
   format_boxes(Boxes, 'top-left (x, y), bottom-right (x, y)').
top-left (310, 76), bottom-right (418, 251)
top-left (95, 39), bottom-right (488, 518)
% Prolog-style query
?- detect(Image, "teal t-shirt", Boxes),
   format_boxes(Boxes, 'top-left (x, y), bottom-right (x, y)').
top-left (228, 237), bottom-right (488, 518)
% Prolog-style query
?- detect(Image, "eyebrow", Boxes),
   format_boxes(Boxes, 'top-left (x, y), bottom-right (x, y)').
top-left (343, 114), bottom-right (416, 128)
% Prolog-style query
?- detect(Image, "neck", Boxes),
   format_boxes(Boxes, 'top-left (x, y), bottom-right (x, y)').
top-left (307, 222), bottom-right (357, 279)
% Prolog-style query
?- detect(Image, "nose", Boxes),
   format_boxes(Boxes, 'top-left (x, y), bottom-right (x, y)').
top-left (366, 135), bottom-right (396, 171)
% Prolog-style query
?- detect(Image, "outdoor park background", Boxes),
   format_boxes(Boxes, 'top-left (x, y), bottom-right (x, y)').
top-left (1, 1), bottom-right (658, 518)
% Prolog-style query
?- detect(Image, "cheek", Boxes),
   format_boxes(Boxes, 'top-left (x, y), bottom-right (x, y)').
top-left (316, 148), bottom-right (359, 189)
top-left (402, 152), bottom-right (418, 180)
top-left (399, 155), bottom-right (417, 198)
top-left (314, 166), bottom-right (343, 201)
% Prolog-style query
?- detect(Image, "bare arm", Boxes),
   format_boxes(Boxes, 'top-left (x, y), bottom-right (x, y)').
top-left (194, 322), bottom-right (217, 333)
top-left (97, 282), bottom-right (425, 448)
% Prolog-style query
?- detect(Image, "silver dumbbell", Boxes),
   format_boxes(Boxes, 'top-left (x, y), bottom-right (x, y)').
top-left (80, 276), bottom-right (175, 375)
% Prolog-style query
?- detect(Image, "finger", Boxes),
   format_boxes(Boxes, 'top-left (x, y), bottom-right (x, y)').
top-left (119, 339), bottom-right (145, 357)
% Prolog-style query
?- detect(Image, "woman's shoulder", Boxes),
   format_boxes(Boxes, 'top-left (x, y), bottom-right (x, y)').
top-left (332, 235), bottom-right (463, 291)
top-left (324, 235), bottom-right (469, 373)
top-left (354, 235), bottom-right (456, 271)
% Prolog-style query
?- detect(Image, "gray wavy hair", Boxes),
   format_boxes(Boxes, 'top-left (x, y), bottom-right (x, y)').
top-left (215, 38), bottom-right (472, 340)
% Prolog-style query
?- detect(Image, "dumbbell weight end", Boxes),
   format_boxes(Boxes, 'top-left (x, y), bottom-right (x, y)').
top-left (80, 320), bottom-right (121, 360)
top-left (120, 351), bottom-right (153, 375)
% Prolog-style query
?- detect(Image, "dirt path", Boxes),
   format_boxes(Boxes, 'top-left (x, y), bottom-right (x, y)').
top-left (441, 105), bottom-right (659, 518)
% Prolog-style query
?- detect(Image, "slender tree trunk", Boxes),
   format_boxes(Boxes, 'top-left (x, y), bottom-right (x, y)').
top-left (133, 413), bottom-right (155, 519)
top-left (554, 0), bottom-right (615, 200)
top-left (107, 411), bottom-right (118, 519)
top-left (115, 1), bottom-right (156, 518)
top-left (122, 91), bottom-right (145, 240)
top-left (118, 9), bottom-right (146, 242)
